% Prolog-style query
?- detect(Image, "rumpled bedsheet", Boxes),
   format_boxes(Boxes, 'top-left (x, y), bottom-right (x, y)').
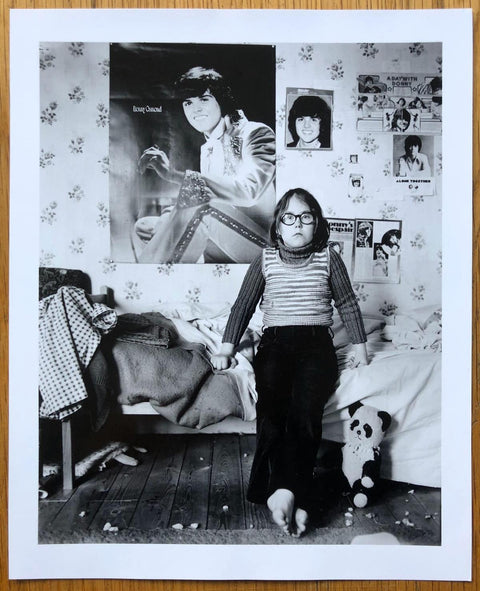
top-left (111, 312), bottom-right (249, 429)
top-left (137, 303), bottom-right (442, 488)
top-left (381, 306), bottom-right (442, 352)
top-left (324, 339), bottom-right (441, 487)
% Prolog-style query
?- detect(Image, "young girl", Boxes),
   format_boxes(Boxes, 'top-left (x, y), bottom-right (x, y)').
top-left (211, 188), bottom-right (369, 537)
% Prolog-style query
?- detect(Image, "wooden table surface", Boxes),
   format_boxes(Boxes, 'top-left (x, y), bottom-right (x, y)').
top-left (1, 1), bottom-right (478, 589)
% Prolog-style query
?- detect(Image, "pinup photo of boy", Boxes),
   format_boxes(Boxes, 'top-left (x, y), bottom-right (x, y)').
top-left (357, 75), bottom-right (386, 94)
top-left (383, 104), bottom-right (420, 133)
top-left (393, 134), bottom-right (433, 178)
top-left (109, 43), bottom-right (276, 264)
top-left (355, 220), bottom-right (373, 248)
top-left (285, 89), bottom-right (333, 150)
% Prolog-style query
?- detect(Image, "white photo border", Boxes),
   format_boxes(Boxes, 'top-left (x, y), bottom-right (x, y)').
top-left (9, 8), bottom-right (473, 581)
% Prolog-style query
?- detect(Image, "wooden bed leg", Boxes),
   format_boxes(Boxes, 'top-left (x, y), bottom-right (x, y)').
top-left (61, 419), bottom-right (74, 491)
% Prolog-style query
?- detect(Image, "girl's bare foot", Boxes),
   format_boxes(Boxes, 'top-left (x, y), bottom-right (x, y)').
top-left (267, 489), bottom-right (295, 534)
top-left (292, 508), bottom-right (309, 538)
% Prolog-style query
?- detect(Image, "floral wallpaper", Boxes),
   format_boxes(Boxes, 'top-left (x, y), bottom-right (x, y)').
top-left (40, 42), bottom-right (442, 317)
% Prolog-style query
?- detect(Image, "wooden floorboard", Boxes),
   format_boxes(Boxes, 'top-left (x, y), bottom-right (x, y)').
top-left (343, 492), bottom-right (379, 533)
top-left (313, 466), bottom-right (352, 528)
top-left (38, 434), bottom-right (441, 544)
top-left (168, 435), bottom-right (212, 529)
top-left (88, 455), bottom-right (155, 531)
top-left (207, 435), bottom-right (245, 530)
top-left (239, 434), bottom-right (274, 530)
top-left (359, 482), bottom-right (402, 532)
top-left (50, 463), bottom-right (123, 532)
top-left (381, 481), bottom-right (441, 542)
top-left (129, 435), bottom-right (186, 530)
top-left (410, 487), bottom-right (441, 530)
top-left (38, 500), bottom-right (68, 533)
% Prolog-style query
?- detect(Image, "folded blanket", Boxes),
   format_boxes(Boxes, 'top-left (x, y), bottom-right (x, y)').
top-left (114, 312), bottom-right (175, 347)
top-left (111, 312), bottom-right (248, 428)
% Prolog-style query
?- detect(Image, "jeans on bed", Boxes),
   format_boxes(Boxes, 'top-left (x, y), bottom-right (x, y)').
top-left (247, 325), bottom-right (338, 510)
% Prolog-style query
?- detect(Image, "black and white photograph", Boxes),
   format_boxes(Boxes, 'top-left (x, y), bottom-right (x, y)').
top-left (348, 173), bottom-right (365, 201)
top-left (392, 133), bottom-right (435, 196)
top-left (393, 134), bottom-right (433, 177)
top-left (8, 8), bottom-right (472, 583)
top-left (383, 104), bottom-right (421, 133)
top-left (356, 71), bottom-right (442, 134)
top-left (109, 43), bottom-right (276, 264)
top-left (355, 219), bottom-right (373, 248)
top-left (353, 219), bottom-right (402, 284)
top-left (285, 87), bottom-right (333, 150)
top-left (327, 218), bottom-right (355, 274)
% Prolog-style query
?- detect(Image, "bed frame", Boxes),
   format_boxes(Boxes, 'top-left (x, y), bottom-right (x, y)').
top-left (40, 271), bottom-right (443, 492)
top-left (42, 281), bottom-right (255, 491)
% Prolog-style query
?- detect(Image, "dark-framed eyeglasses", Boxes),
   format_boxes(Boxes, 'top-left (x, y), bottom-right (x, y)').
top-left (280, 212), bottom-right (315, 226)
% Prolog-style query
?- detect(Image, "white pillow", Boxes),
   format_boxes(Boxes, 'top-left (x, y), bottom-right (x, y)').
top-left (401, 305), bottom-right (442, 329)
top-left (332, 315), bottom-right (385, 348)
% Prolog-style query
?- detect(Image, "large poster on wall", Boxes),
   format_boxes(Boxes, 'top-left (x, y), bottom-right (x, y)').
top-left (109, 43), bottom-right (276, 264)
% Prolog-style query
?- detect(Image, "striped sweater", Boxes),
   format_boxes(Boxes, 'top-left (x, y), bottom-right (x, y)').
top-left (223, 243), bottom-right (367, 346)
top-left (260, 247), bottom-right (333, 327)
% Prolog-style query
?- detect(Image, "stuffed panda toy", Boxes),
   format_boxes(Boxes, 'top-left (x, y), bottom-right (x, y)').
top-left (342, 401), bottom-right (392, 508)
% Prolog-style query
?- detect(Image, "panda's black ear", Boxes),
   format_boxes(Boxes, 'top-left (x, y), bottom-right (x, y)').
top-left (378, 411), bottom-right (392, 432)
top-left (348, 400), bottom-right (363, 417)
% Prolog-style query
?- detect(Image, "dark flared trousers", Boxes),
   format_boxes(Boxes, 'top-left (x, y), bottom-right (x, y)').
top-left (247, 325), bottom-right (338, 510)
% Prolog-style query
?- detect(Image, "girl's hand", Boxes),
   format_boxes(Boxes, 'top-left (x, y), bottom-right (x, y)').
top-left (211, 354), bottom-right (237, 371)
top-left (347, 343), bottom-right (369, 368)
top-left (138, 146), bottom-right (183, 184)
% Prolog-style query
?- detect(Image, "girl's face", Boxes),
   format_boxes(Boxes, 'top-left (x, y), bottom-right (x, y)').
top-left (182, 91), bottom-right (222, 135)
top-left (295, 115), bottom-right (320, 144)
top-left (278, 194), bottom-right (316, 248)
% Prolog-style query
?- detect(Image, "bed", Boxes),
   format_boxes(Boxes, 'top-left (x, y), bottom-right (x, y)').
top-left (114, 301), bottom-right (441, 489)
top-left (38, 272), bottom-right (441, 491)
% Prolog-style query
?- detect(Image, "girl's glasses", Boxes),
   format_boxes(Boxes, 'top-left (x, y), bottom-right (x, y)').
top-left (280, 212), bottom-right (315, 226)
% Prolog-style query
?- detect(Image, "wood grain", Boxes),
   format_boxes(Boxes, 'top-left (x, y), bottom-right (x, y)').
top-left (168, 434), bottom-right (212, 528)
top-left (1, 0), bottom-right (477, 589)
top-left (129, 435), bottom-right (186, 529)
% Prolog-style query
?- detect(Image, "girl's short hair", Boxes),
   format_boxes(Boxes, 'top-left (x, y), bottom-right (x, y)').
top-left (404, 135), bottom-right (422, 152)
top-left (287, 95), bottom-right (331, 147)
top-left (270, 188), bottom-right (330, 250)
top-left (174, 67), bottom-right (239, 119)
